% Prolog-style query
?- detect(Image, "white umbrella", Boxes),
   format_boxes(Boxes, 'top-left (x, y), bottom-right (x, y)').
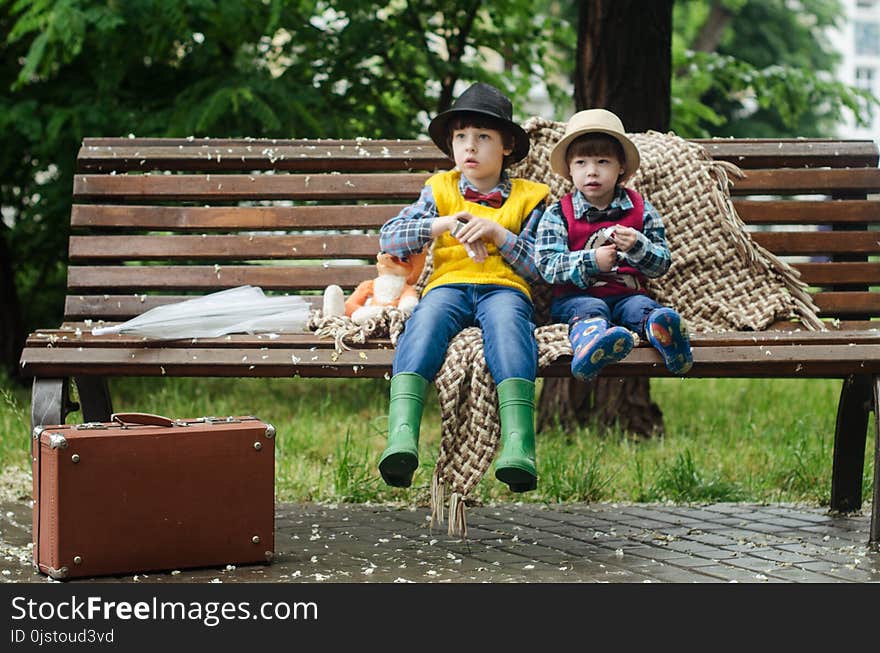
top-left (91, 286), bottom-right (311, 339)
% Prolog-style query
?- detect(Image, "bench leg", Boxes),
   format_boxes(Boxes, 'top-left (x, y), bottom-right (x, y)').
top-left (74, 376), bottom-right (113, 422)
top-left (830, 374), bottom-right (870, 513)
top-left (30, 378), bottom-right (79, 430)
top-left (871, 376), bottom-right (880, 546)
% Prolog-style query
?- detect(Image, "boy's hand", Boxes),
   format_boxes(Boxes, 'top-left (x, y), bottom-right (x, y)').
top-left (432, 213), bottom-right (470, 239)
top-left (452, 213), bottom-right (506, 247)
top-left (595, 244), bottom-right (618, 273)
top-left (437, 212), bottom-right (489, 262)
top-left (608, 225), bottom-right (638, 252)
top-left (464, 240), bottom-right (489, 263)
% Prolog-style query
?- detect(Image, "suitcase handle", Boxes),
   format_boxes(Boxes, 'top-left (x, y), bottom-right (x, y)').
top-left (111, 412), bottom-right (175, 428)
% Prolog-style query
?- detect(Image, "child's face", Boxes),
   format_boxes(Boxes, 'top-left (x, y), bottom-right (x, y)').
top-left (568, 153), bottom-right (624, 208)
top-left (451, 126), bottom-right (511, 190)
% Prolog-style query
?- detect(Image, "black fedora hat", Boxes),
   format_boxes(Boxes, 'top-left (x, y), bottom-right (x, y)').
top-left (428, 82), bottom-right (530, 163)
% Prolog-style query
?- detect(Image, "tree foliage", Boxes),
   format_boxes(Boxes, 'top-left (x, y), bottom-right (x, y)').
top-left (671, 0), bottom-right (878, 136)
top-left (278, 0), bottom-right (574, 136)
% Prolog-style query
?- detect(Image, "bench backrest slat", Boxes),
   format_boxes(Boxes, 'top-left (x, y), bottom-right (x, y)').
top-left (735, 200), bottom-right (880, 224)
top-left (73, 173), bottom-right (431, 201)
top-left (71, 204), bottom-right (410, 230)
top-left (67, 265), bottom-right (374, 292)
top-left (793, 262), bottom-right (880, 285)
top-left (814, 292), bottom-right (880, 315)
top-left (76, 140), bottom-right (449, 173)
top-left (750, 231), bottom-right (880, 256)
top-left (68, 234), bottom-right (380, 261)
top-left (693, 138), bottom-right (879, 169)
top-left (729, 168), bottom-right (880, 195)
top-left (63, 295), bottom-right (323, 320)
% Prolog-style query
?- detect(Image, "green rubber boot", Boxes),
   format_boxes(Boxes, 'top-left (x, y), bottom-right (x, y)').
top-left (378, 372), bottom-right (429, 488)
top-left (494, 377), bottom-right (538, 493)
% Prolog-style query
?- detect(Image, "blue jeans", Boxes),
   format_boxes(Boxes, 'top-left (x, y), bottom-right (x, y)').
top-left (393, 284), bottom-right (538, 383)
top-left (550, 292), bottom-right (661, 337)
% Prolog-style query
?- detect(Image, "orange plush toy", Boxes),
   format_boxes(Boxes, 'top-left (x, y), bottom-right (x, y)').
top-left (343, 251), bottom-right (426, 324)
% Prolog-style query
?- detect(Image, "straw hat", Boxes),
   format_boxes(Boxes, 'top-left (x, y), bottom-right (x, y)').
top-left (549, 109), bottom-right (641, 182)
top-left (428, 82), bottom-right (531, 164)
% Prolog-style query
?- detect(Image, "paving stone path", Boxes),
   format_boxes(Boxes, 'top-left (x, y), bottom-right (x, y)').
top-left (3, 499), bottom-right (878, 583)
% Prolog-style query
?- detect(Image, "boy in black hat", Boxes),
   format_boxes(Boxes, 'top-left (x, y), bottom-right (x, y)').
top-left (377, 82), bottom-right (549, 493)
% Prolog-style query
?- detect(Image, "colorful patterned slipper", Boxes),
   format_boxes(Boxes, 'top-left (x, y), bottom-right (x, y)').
top-left (570, 319), bottom-right (635, 382)
top-left (646, 307), bottom-right (693, 375)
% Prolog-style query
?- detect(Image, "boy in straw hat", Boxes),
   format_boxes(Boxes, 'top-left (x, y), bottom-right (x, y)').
top-left (535, 108), bottom-right (693, 382)
top-left (376, 82), bottom-right (549, 493)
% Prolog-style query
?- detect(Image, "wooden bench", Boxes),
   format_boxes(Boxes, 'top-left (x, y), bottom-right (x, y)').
top-left (18, 136), bottom-right (880, 542)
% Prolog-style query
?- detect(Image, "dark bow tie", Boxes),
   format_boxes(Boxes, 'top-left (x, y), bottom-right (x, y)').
top-left (583, 206), bottom-right (624, 223)
top-left (464, 187), bottom-right (504, 208)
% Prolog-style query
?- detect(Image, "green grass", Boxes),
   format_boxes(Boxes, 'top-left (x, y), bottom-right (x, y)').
top-left (0, 373), bottom-right (874, 507)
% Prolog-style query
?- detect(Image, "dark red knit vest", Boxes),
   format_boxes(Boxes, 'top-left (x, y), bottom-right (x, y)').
top-left (552, 187), bottom-right (649, 298)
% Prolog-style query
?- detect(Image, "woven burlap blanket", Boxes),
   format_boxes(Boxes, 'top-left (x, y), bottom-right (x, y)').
top-left (309, 119), bottom-right (823, 537)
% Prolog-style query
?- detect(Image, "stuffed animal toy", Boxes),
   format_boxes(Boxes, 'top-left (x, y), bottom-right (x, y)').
top-left (323, 250), bottom-right (426, 324)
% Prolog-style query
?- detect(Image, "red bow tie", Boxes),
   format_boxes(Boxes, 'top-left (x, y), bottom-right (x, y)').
top-left (464, 187), bottom-right (504, 208)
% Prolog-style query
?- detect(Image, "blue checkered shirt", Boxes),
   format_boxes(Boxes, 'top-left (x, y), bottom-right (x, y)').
top-left (378, 172), bottom-right (545, 283)
top-left (535, 187), bottom-right (671, 289)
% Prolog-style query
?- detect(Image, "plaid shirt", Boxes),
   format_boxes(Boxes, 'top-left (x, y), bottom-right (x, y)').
top-left (535, 187), bottom-right (671, 289)
top-left (379, 172), bottom-right (545, 283)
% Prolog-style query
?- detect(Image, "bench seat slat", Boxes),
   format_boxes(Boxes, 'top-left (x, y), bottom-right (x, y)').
top-left (27, 328), bottom-right (880, 349)
top-left (19, 343), bottom-right (880, 379)
top-left (67, 265), bottom-right (376, 291)
top-left (28, 331), bottom-right (388, 349)
top-left (73, 173), bottom-right (431, 201)
top-left (71, 204), bottom-right (409, 230)
top-left (19, 346), bottom-right (394, 379)
top-left (69, 234), bottom-right (381, 261)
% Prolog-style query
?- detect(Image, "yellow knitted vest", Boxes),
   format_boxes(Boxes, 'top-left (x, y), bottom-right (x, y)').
top-left (423, 170), bottom-right (549, 299)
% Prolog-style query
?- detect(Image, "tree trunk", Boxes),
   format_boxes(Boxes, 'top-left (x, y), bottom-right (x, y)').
top-left (537, 376), bottom-right (665, 437)
top-left (538, 0), bottom-right (673, 439)
top-left (575, 0), bottom-right (672, 131)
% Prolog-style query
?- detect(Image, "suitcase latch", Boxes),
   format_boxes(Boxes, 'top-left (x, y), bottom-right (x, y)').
top-left (75, 422), bottom-right (108, 430)
top-left (196, 416), bottom-right (241, 424)
top-left (47, 433), bottom-right (68, 449)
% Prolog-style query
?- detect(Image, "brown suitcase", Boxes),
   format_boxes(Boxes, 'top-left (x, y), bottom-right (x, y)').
top-left (31, 412), bottom-right (276, 580)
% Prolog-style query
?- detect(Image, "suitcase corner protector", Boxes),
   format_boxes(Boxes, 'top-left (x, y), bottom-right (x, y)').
top-left (46, 565), bottom-right (70, 580)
